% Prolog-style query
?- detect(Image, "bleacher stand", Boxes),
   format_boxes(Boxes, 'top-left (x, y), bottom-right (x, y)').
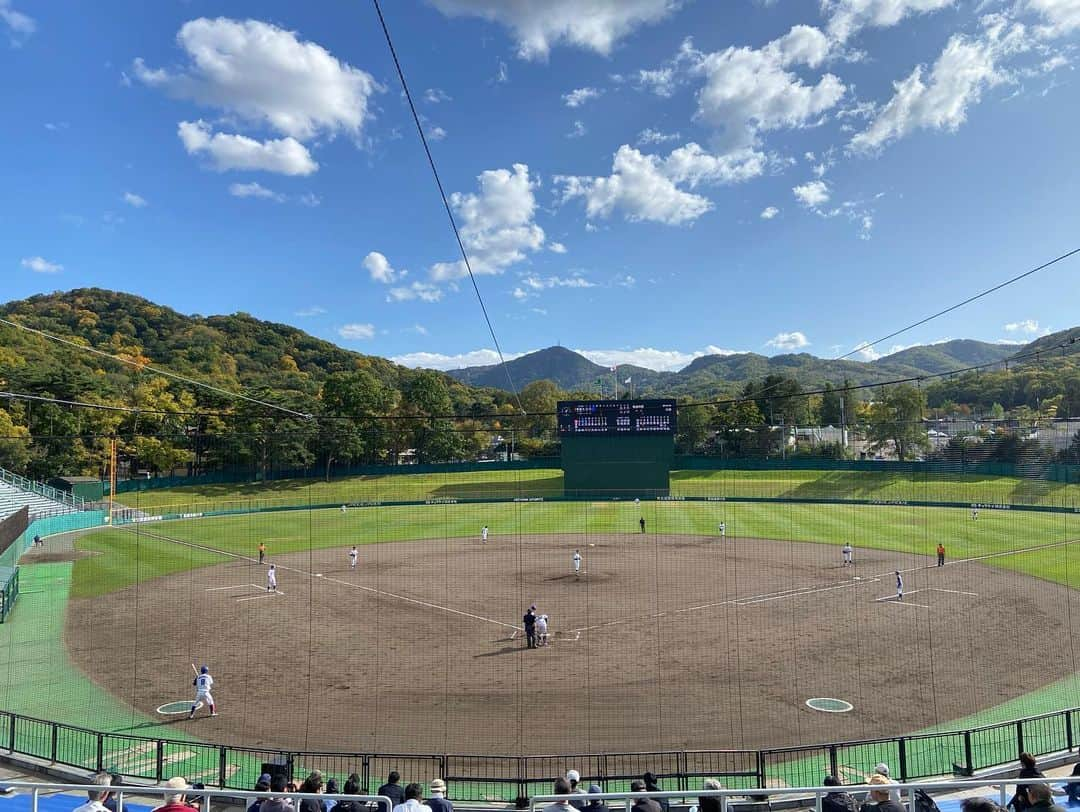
top-left (0, 468), bottom-right (84, 522)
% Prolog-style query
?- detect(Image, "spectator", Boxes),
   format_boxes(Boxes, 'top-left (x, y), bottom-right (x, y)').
top-left (392, 783), bottom-right (432, 812)
top-left (1009, 753), bottom-right (1045, 812)
top-left (249, 775), bottom-right (272, 812)
top-left (872, 764), bottom-right (900, 803)
top-left (298, 772), bottom-right (326, 812)
top-left (963, 800), bottom-right (1006, 812)
top-left (643, 773), bottom-right (669, 812)
top-left (585, 784), bottom-right (607, 812)
top-left (73, 772), bottom-right (113, 812)
top-left (1064, 763), bottom-right (1080, 805)
top-left (630, 780), bottom-right (662, 812)
top-left (822, 776), bottom-right (858, 812)
top-left (567, 771), bottom-right (587, 811)
top-left (325, 778), bottom-right (339, 812)
top-left (153, 777), bottom-right (197, 812)
top-left (261, 774), bottom-right (293, 812)
top-left (1025, 783), bottom-right (1066, 812)
top-left (102, 774), bottom-right (123, 812)
top-left (379, 772), bottom-right (406, 808)
top-left (543, 778), bottom-right (574, 812)
top-left (427, 779), bottom-right (452, 812)
top-left (335, 774), bottom-right (363, 812)
top-left (698, 778), bottom-right (723, 812)
top-left (859, 775), bottom-right (903, 812)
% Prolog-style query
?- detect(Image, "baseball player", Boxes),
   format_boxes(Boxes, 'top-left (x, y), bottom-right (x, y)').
top-left (572, 549), bottom-right (582, 577)
top-left (718, 521), bottom-right (726, 539)
top-left (349, 546), bottom-right (358, 569)
top-left (523, 605), bottom-right (537, 649)
top-left (842, 543), bottom-right (853, 567)
top-left (639, 516), bottom-right (646, 533)
top-left (536, 614), bottom-right (550, 646)
top-left (258, 542), bottom-right (266, 564)
top-left (481, 525), bottom-right (489, 544)
top-left (895, 570), bottom-right (904, 601)
top-left (189, 666), bottom-right (217, 718)
top-left (937, 543), bottom-right (945, 567)
top-left (971, 507), bottom-right (978, 520)
top-left (341, 504), bottom-right (347, 515)
top-left (267, 564), bottom-right (277, 593)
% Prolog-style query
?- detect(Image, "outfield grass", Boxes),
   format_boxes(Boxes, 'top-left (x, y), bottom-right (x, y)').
top-left (74, 500), bottom-right (1078, 597)
top-left (112, 468), bottom-right (1080, 515)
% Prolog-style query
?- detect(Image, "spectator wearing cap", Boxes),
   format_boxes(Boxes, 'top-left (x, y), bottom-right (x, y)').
top-left (821, 776), bottom-right (858, 812)
top-left (630, 780), bottom-right (662, 812)
top-left (248, 774), bottom-right (273, 812)
top-left (379, 772), bottom-right (406, 809)
top-left (543, 779), bottom-right (574, 812)
top-left (872, 764), bottom-right (900, 804)
top-left (427, 779), bottom-right (452, 812)
top-left (643, 773), bottom-right (669, 812)
top-left (392, 783), bottom-right (433, 812)
top-left (298, 771), bottom-right (327, 812)
top-left (1025, 783), bottom-right (1066, 812)
top-left (859, 775), bottom-right (902, 812)
top-left (153, 777), bottom-right (197, 812)
top-left (261, 774), bottom-right (293, 812)
top-left (73, 772), bottom-right (114, 812)
top-left (585, 785), bottom-right (607, 812)
top-left (566, 771), bottom-right (587, 810)
top-left (698, 779), bottom-right (723, 812)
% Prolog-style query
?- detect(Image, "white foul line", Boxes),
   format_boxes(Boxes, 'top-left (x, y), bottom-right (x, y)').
top-left (204, 584), bottom-right (252, 592)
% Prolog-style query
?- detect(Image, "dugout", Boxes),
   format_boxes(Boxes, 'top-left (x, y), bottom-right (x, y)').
top-left (558, 400), bottom-right (675, 498)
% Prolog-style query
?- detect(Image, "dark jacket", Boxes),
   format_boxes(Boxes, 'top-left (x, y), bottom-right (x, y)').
top-left (378, 785), bottom-right (406, 808)
top-left (860, 800), bottom-right (905, 812)
top-left (299, 799), bottom-right (326, 812)
top-left (698, 797), bottom-right (721, 812)
top-left (823, 792), bottom-right (859, 812)
top-left (631, 799), bottom-right (662, 812)
top-left (1027, 802), bottom-right (1066, 812)
top-left (1009, 767), bottom-right (1044, 812)
top-left (428, 798), bottom-right (452, 812)
top-left (585, 801), bottom-right (608, 812)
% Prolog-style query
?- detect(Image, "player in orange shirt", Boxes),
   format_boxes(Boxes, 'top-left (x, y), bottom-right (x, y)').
top-left (258, 542), bottom-right (266, 564)
top-left (936, 543), bottom-right (945, 567)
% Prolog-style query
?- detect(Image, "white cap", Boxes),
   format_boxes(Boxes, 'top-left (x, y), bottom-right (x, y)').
top-left (566, 770), bottom-right (580, 783)
top-left (875, 763), bottom-right (889, 777)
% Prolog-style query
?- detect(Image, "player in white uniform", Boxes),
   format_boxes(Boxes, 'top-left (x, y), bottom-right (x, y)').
top-left (718, 521), bottom-right (726, 539)
top-left (349, 546), bottom-right (358, 569)
top-left (842, 543), bottom-right (853, 567)
top-left (572, 550), bottom-right (582, 577)
top-left (189, 666), bottom-right (217, 718)
top-left (536, 614), bottom-right (549, 646)
top-left (267, 564), bottom-right (277, 593)
top-left (971, 507), bottom-right (978, 520)
top-left (481, 525), bottom-right (489, 543)
top-left (895, 570), bottom-right (904, 601)
top-left (341, 504), bottom-right (347, 514)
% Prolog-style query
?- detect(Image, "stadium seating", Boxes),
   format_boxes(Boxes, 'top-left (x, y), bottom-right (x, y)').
top-left (0, 468), bottom-right (85, 522)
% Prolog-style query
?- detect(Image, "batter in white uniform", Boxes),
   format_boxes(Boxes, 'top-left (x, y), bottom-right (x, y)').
top-left (267, 564), bottom-right (277, 592)
top-left (189, 666), bottom-right (217, 718)
top-left (481, 525), bottom-right (489, 543)
top-left (349, 546), bottom-right (358, 569)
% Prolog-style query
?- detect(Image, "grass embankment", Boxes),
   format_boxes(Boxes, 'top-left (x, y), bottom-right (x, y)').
top-left (112, 468), bottom-right (1080, 515)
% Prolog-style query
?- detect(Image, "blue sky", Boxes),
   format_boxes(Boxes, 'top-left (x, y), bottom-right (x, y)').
top-left (2, 0), bottom-right (1078, 372)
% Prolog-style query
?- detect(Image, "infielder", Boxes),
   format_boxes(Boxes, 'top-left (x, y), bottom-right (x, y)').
top-left (842, 543), bottom-right (853, 567)
top-left (536, 614), bottom-right (550, 647)
top-left (349, 546), bottom-right (358, 569)
top-left (718, 521), bottom-right (726, 539)
top-left (572, 549), bottom-right (582, 577)
top-left (481, 525), bottom-right (489, 543)
top-left (895, 570), bottom-right (904, 601)
top-left (267, 564), bottom-right (277, 593)
top-left (189, 666), bottom-right (217, 718)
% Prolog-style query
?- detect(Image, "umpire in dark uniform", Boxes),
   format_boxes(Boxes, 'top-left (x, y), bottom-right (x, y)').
top-left (523, 606), bottom-right (537, 649)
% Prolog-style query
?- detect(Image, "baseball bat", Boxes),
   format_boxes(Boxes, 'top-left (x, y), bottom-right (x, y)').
top-left (191, 663), bottom-right (198, 676)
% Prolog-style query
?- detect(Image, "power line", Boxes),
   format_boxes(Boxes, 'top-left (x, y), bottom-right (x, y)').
top-left (0, 315), bottom-right (313, 419)
top-left (369, 0), bottom-right (525, 415)
top-left (0, 391), bottom-right (232, 418)
top-left (838, 247), bottom-right (1080, 361)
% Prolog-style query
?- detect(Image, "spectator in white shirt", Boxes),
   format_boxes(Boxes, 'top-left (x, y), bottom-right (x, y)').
top-left (73, 773), bottom-right (114, 812)
top-left (392, 783), bottom-right (433, 812)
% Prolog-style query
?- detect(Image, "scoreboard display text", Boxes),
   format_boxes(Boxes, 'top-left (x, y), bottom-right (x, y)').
top-left (557, 399), bottom-right (677, 436)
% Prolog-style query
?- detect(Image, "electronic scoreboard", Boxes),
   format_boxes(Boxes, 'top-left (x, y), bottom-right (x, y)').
top-left (556, 399), bottom-right (677, 436)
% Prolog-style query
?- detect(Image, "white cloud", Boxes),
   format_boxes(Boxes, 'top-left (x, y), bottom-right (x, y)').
top-left (556, 143), bottom-right (764, 226)
top-left (858, 214), bottom-right (874, 240)
top-left (44, 121), bottom-right (69, 131)
top-left (229, 181), bottom-right (284, 200)
top-left (363, 251), bottom-right (403, 284)
top-left (298, 192), bottom-right (321, 207)
top-left (21, 256), bottom-right (62, 274)
top-left (760, 206), bottom-right (780, 219)
top-left (567, 120), bottom-right (588, 138)
top-left (614, 274), bottom-right (637, 287)
top-left (577, 345), bottom-right (741, 371)
top-left (391, 349), bottom-right (525, 369)
top-left (178, 120), bottom-right (318, 175)
top-left (849, 23), bottom-right (1020, 153)
top-left (495, 59), bottom-right (509, 83)
top-left (636, 128), bottom-right (681, 145)
top-left (295, 306), bottom-right (326, 317)
top-left (518, 273), bottom-right (596, 294)
top-left (549, 242), bottom-right (568, 254)
top-left (411, 324), bottom-right (429, 336)
top-left (766, 331), bottom-right (810, 350)
top-left (428, 125), bottom-right (447, 141)
top-left (0, 0), bottom-right (35, 43)
top-left (123, 191), bottom-right (148, 208)
top-left (424, 87), bottom-right (452, 103)
top-left (823, 0), bottom-right (956, 43)
top-left (387, 282), bottom-right (443, 303)
top-left (1004, 318), bottom-right (1045, 334)
top-left (693, 26), bottom-right (845, 151)
top-left (793, 180), bottom-right (831, 207)
top-left (1028, 0), bottom-right (1080, 35)
top-left (428, 0), bottom-right (681, 60)
top-left (430, 163), bottom-right (545, 280)
top-left (637, 66), bottom-right (680, 96)
top-left (562, 86), bottom-right (603, 107)
top-left (134, 18), bottom-right (380, 141)
top-left (338, 323), bottom-right (375, 340)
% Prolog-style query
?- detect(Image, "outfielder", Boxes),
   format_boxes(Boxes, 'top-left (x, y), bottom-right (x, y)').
top-left (842, 543), bottom-right (853, 567)
top-left (349, 546), bottom-right (358, 569)
top-left (189, 666), bottom-right (217, 718)
top-left (972, 507), bottom-right (978, 520)
top-left (481, 525), bottom-right (489, 543)
top-left (572, 549), bottom-right (582, 577)
top-left (718, 521), bottom-right (726, 539)
top-left (267, 564), bottom-right (277, 593)
top-left (341, 504), bottom-right (347, 515)
top-left (895, 570), bottom-right (904, 601)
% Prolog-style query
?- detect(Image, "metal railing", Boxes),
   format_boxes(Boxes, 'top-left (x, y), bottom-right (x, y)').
top-left (1, 781), bottom-right (391, 812)
top-left (0, 706), bottom-right (1078, 801)
top-left (530, 777), bottom-right (1080, 812)
top-left (0, 466), bottom-right (86, 514)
